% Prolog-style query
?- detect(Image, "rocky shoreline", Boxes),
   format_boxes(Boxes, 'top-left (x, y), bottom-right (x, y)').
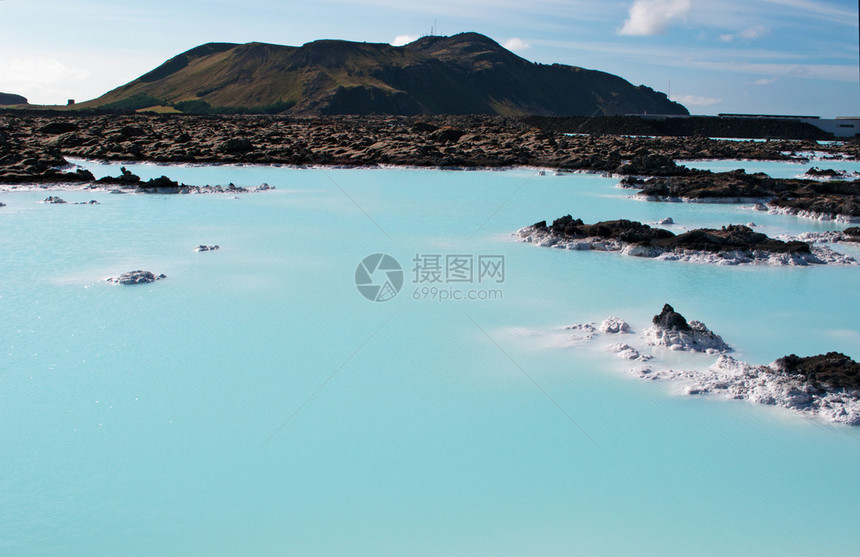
top-left (562, 305), bottom-right (860, 425)
top-left (516, 215), bottom-right (856, 265)
top-left (1, 112), bottom-right (857, 185)
top-left (639, 354), bottom-right (860, 426)
top-left (619, 169), bottom-right (860, 222)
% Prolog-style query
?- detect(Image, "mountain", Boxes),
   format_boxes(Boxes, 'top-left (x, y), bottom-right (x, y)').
top-left (0, 92), bottom-right (28, 106)
top-left (82, 32), bottom-right (687, 117)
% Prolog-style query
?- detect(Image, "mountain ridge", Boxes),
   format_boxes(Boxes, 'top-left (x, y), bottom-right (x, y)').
top-left (82, 32), bottom-right (687, 117)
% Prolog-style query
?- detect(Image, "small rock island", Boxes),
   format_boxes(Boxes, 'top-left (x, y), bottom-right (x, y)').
top-left (517, 215), bottom-right (855, 265)
top-left (107, 270), bottom-right (166, 285)
top-left (645, 304), bottom-right (731, 354)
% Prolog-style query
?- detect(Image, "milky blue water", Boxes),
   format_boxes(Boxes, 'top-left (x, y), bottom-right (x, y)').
top-left (2, 160), bottom-right (859, 556)
top-left (679, 157), bottom-right (860, 178)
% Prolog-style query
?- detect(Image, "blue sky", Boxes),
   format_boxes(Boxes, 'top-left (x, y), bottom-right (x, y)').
top-left (1, 0), bottom-right (857, 116)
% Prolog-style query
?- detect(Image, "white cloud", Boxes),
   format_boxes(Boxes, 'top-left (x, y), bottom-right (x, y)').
top-left (754, 76), bottom-right (779, 85)
top-left (0, 57), bottom-right (90, 104)
top-left (671, 94), bottom-right (723, 106)
top-left (391, 34), bottom-right (418, 47)
top-left (738, 25), bottom-right (768, 40)
top-left (503, 38), bottom-right (530, 52)
top-left (693, 61), bottom-right (856, 82)
top-left (760, 0), bottom-right (856, 25)
top-left (619, 0), bottom-right (691, 36)
top-left (719, 25), bottom-right (769, 43)
top-left (0, 57), bottom-right (89, 86)
top-left (0, 47), bottom-right (165, 105)
top-left (538, 38), bottom-right (858, 82)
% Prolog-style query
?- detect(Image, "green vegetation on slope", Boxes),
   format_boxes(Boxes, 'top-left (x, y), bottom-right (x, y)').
top-left (82, 32), bottom-right (687, 117)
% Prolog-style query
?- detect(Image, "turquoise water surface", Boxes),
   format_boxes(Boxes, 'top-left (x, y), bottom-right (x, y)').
top-left (1, 161), bottom-right (858, 556)
top-left (679, 157), bottom-right (860, 178)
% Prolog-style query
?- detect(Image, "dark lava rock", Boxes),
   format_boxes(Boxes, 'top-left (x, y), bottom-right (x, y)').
top-left (95, 168), bottom-right (191, 192)
top-left (843, 227), bottom-right (860, 240)
top-left (43, 195), bottom-right (67, 204)
top-left (637, 169), bottom-right (779, 200)
top-left (139, 175), bottom-right (182, 191)
top-left (770, 194), bottom-right (860, 218)
top-left (74, 168), bottom-right (95, 181)
top-left (618, 176), bottom-right (647, 189)
top-left (773, 352), bottom-right (860, 391)
top-left (107, 270), bottom-right (166, 285)
top-left (657, 224), bottom-right (811, 254)
top-left (39, 121), bottom-right (78, 135)
top-left (616, 151), bottom-right (688, 176)
top-left (412, 121), bottom-right (440, 133)
top-left (95, 166), bottom-right (141, 185)
top-left (218, 138), bottom-right (255, 154)
top-left (117, 166), bottom-right (141, 183)
top-left (194, 244), bottom-right (220, 252)
top-left (119, 125), bottom-right (146, 139)
top-left (806, 167), bottom-right (840, 177)
top-left (533, 216), bottom-right (811, 256)
top-left (546, 214), bottom-right (675, 243)
top-left (631, 169), bottom-right (860, 219)
top-left (652, 303), bottom-right (691, 331)
top-left (4, 113), bottom-right (858, 188)
top-left (429, 127), bottom-right (465, 143)
top-left (0, 202), bottom-right (5, 207)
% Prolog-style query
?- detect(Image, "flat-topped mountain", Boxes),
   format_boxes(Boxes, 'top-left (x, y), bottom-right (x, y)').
top-left (82, 32), bottom-right (687, 117)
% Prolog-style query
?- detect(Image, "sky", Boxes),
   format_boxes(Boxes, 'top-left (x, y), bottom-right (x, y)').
top-left (0, 0), bottom-right (857, 117)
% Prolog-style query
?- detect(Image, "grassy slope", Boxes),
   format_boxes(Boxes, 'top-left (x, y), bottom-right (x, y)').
top-left (80, 33), bottom-right (688, 117)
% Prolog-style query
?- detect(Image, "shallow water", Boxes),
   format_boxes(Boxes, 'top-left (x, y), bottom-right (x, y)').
top-left (679, 156), bottom-right (860, 178)
top-left (1, 161), bottom-right (858, 556)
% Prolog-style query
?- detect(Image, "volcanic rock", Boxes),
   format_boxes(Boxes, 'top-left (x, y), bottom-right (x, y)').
top-left (107, 270), bottom-right (166, 285)
top-left (644, 304), bottom-right (731, 354)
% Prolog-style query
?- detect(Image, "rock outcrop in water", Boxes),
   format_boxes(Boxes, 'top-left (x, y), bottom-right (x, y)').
top-left (107, 270), bottom-right (166, 285)
top-left (643, 354), bottom-right (860, 425)
top-left (555, 312), bottom-right (860, 424)
top-left (194, 245), bottom-right (219, 252)
top-left (802, 167), bottom-right (860, 181)
top-left (772, 352), bottom-right (860, 391)
top-left (624, 170), bottom-right (860, 222)
top-left (843, 227), bottom-right (860, 241)
top-left (614, 151), bottom-right (690, 177)
top-left (599, 316), bottom-right (630, 334)
top-left (89, 167), bottom-right (268, 194)
top-left (516, 215), bottom-right (854, 265)
top-left (643, 304), bottom-right (731, 354)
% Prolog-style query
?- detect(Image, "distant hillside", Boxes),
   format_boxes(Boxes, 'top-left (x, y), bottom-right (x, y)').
top-left (82, 33), bottom-right (687, 117)
top-left (0, 93), bottom-right (27, 106)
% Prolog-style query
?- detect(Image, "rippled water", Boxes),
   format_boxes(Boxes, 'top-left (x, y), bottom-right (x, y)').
top-left (1, 159), bottom-right (858, 556)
